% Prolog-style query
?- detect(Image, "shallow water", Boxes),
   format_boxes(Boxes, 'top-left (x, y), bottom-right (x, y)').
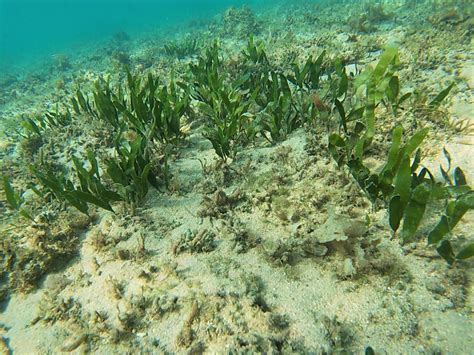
top-left (0, 0), bottom-right (473, 353)
top-left (0, 0), bottom-right (272, 69)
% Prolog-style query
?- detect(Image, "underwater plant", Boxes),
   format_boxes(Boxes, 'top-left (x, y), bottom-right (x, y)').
top-left (106, 135), bottom-right (157, 209)
top-left (240, 39), bottom-right (318, 142)
top-left (72, 151), bottom-right (124, 212)
top-left (52, 54), bottom-right (72, 71)
top-left (163, 35), bottom-right (200, 58)
top-left (354, 45), bottom-right (399, 145)
top-left (388, 144), bottom-right (474, 263)
top-left (384, 127), bottom-right (432, 239)
top-left (190, 40), bottom-right (250, 159)
top-left (383, 74), bottom-right (413, 117)
top-left (32, 163), bottom-right (102, 215)
top-left (242, 35), bottom-right (269, 67)
top-left (31, 157), bottom-right (117, 215)
top-left (199, 83), bottom-right (251, 161)
top-left (428, 82), bottom-right (455, 109)
top-left (221, 6), bottom-right (260, 39)
top-left (426, 150), bottom-right (474, 263)
top-left (189, 40), bottom-right (225, 105)
top-left (254, 70), bottom-right (299, 143)
top-left (192, 37), bottom-right (310, 150)
top-left (288, 51), bottom-right (326, 93)
top-left (73, 69), bottom-right (190, 145)
top-left (19, 105), bottom-right (71, 141)
top-left (92, 78), bottom-right (122, 129)
top-left (31, 136), bottom-right (159, 215)
top-left (329, 108), bottom-right (472, 263)
top-left (71, 88), bottom-right (94, 116)
top-left (326, 46), bottom-right (400, 162)
top-left (117, 70), bottom-right (190, 144)
top-left (43, 104), bottom-right (72, 128)
top-left (326, 46), bottom-right (472, 263)
top-left (19, 116), bottom-right (44, 139)
top-left (2, 175), bottom-right (34, 221)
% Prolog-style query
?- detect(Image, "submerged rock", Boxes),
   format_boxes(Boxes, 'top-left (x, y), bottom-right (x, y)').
top-left (315, 211), bottom-right (368, 244)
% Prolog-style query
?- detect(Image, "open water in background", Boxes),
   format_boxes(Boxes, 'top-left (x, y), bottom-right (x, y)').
top-left (0, 0), bottom-right (277, 71)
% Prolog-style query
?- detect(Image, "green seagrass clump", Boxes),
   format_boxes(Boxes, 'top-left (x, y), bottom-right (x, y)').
top-left (221, 6), bottom-right (260, 39)
top-left (4, 38), bottom-right (472, 266)
top-left (326, 46), bottom-right (472, 263)
top-left (2, 175), bottom-right (34, 221)
top-left (164, 35), bottom-right (200, 59)
top-left (72, 68), bottom-right (191, 145)
top-left (190, 38), bottom-right (325, 159)
top-left (24, 66), bottom-right (191, 215)
top-left (31, 153), bottom-right (119, 215)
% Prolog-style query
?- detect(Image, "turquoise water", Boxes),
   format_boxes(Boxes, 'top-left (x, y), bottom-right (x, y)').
top-left (0, 0), bottom-right (271, 70)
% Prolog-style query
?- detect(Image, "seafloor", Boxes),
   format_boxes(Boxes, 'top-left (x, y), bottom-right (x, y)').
top-left (0, 1), bottom-right (473, 353)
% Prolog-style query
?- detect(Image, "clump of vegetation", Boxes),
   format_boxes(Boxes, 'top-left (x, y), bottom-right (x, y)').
top-left (52, 54), bottom-right (72, 71)
top-left (347, 3), bottom-right (391, 33)
top-left (429, 6), bottom-right (472, 27)
top-left (112, 50), bottom-right (131, 66)
top-left (106, 136), bottom-right (158, 210)
top-left (17, 115), bottom-right (45, 157)
top-left (189, 41), bottom-right (247, 160)
top-left (3, 37), bottom-right (472, 283)
top-left (29, 128), bottom-right (158, 216)
top-left (43, 104), bottom-right (73, 128)
top-left (19, 106), bottom-right (72, 143)
top-left (363, 3), bottom-right (391, 23)
top-left (200, 84), bottom-right (250, 161)
top-left (221, 6), bottom-right (260, 38)
top-left (191, 38), bottom-right (324, 159)
top-left (327, 46), bottom-right (473, 263)
top-left (163, 35), bottom-right (200, 58)
top-left (2, 175), bottom-right (34, 221)
top-left (31, 155), bottom-right (118, 216)
top-left (20, 67), bottom-right (192, 217)
top-left (73, 68), bottom-right (191, 145)
top-left (427, 150), bottom-right (474, 263)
